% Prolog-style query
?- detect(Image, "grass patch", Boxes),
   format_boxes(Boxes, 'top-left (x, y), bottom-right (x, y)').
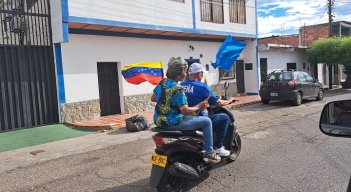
top-left (0, 124), bottom-right (95, 152)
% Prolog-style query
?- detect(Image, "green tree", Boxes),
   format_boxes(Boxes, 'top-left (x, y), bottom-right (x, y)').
top-left (340, 37), bottom-right (351, 83)
top-left (306, 37), bottom-right (351, 88)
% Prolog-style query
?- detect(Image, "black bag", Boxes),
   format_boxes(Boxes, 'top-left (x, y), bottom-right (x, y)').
top-left (125, 115), bottom-right (150, 132)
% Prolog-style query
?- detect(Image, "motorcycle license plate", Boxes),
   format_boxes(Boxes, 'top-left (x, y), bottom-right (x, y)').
top-left (150, 153), bottom-right (167, 168)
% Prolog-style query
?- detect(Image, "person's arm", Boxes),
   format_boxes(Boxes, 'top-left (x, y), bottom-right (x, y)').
top-left (151, 93), bottom-right (156, 102)
top-left (179, 101), bottom-right (208, 115)
top-left (215, 97), bottom-right (238, 106)
top-left (151, 84), bottom-right (161, 102)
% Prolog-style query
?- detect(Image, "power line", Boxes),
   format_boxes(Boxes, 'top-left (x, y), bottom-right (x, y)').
top-left (313, 5), bottom-right (328, 25)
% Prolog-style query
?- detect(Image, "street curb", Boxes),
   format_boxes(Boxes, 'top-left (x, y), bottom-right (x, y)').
top-left (64, 122), bottom-right (115, 131)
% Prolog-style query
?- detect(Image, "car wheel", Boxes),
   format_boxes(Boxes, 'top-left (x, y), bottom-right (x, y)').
top-left (293, 92), bottom-right (302, 106)
top-left (261, 99), bottom-right (270, 104)
top-left (316, 89), bottom-right (324, 101)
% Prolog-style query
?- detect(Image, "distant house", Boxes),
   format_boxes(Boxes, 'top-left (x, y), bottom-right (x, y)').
top-left (50, 0), bottom-right (260, 123)
top-left (258, 35), bottom-right (311, 81)
top-left (258, 21), bottom-right (351, 87)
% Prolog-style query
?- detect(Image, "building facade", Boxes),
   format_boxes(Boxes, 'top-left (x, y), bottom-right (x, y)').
top-left (258, 21), bottom-right (351, 86)
top-left (51, 0), bottom-right (259, 123)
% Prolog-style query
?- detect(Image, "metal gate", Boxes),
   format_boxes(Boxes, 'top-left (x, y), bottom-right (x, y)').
top-left (0, 0), bottom-right (58, 131)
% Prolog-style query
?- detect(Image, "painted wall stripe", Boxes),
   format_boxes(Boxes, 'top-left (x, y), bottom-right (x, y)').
top-left (255, 0), bottom-right (260, 93)
top-left (54, 44), bottom-right (66, 104)
top-left (192, 0), bottom-right (196, 29)
top-left (68, 16), bottom-right (256, 38)
top-left (61, 0), bottom-right (69, 42)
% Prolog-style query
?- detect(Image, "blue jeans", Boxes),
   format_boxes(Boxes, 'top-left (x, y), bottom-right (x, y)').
top-left (208, 114), bottom-right (230, 149)
top-left (172, 116), bottom-right (214, 153)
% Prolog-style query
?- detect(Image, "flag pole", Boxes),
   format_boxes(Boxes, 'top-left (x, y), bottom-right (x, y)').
top-left (211, 71), bottom-right (228, 93)
top-left (195, 71), bottom-right (228, 116)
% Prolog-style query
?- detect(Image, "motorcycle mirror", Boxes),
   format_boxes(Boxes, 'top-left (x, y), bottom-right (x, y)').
top-left (224, 82), bottom-right (229, 90)
top-left (319, 100), bottom-right (351, 137)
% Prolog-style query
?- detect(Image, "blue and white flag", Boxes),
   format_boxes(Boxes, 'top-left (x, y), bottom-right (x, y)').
top-left (211, 35), bottom-right (246, 71)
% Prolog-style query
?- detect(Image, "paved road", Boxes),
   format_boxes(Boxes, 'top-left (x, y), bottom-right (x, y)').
top-left (1, 89), bottom-right (351, 192)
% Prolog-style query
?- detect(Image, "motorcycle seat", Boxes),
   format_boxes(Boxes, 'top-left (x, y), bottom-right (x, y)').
top-left (152, 127), bottom-right (203, 137)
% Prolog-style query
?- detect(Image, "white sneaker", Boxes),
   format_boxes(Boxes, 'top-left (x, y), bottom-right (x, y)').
top-left (214, 147), bottom-right (230, 156)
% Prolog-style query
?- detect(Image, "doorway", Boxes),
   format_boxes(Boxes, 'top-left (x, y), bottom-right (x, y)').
top-left (97, 62), bottom-right (121, 116)
top-left (236, 60), bottom-right (245, 94)
top-left (260, 58), bottom-right (268, 82)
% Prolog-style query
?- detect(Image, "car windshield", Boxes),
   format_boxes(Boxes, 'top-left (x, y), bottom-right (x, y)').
top-left (267, 72), bottom-right (293, 81)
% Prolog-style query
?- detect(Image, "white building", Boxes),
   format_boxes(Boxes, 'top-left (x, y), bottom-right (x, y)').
top-left (51, 0), bottom-right (259, 123)
top-left (258, 44), bottom-right (313, 80)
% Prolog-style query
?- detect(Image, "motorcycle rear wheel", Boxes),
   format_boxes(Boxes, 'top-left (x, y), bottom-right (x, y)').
top-left (157, 158), bottom-right (190, 192)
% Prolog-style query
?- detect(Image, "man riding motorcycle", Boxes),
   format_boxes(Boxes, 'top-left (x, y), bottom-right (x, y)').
top-left (180, 63), bottom-right (237, 157)
top-left (151, 57), bottom-right (221, 164)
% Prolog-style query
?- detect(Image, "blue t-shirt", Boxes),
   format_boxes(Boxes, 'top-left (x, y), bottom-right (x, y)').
top-left (180, 79), bottom-right (218, 116)
top-left (153, 79), bottom-right (188, 126)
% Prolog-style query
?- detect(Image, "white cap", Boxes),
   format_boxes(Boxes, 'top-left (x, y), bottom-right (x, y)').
top-left (188, 63), bottom-right (205, 74)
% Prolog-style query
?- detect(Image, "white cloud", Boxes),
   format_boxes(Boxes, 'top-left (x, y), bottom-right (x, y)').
top-left (257, 0), bottom-right (351, 37)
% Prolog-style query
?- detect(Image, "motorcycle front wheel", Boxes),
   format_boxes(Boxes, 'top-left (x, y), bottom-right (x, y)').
top-left (227, 133), bottom-right (241, 163)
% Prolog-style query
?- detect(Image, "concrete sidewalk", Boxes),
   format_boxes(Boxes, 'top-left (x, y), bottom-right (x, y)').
top-left (0, 128), bottom-right (154, 174)
top-left (67, 95), bottom-right (261, 130)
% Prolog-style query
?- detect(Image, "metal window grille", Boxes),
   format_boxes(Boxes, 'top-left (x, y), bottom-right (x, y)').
top-left (0, 0), bottom-right (51, 46)
top-left (229, 0), bottom-right (246, 24)
top-left (200, 0), bottom-right (224, 24)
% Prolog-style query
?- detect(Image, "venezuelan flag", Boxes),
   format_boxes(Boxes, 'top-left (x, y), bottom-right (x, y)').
top-left (122, 61), bottom-right (164, 85)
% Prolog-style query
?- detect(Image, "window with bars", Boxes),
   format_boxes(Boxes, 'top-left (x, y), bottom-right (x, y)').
top-left (200, 0), bottom-right (224, 24)
top-left (219, 65), bottom-right (236, 80)
top-left (229, 0), bottom-right (246, 24)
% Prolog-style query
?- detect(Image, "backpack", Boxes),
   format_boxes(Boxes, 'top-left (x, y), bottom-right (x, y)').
top-left (125, 115), bottom-right (150, 132)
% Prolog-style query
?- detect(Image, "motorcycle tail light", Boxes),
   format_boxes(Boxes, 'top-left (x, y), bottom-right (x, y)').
top-left (162, 137), bottom-right (178, 144)
top-left (152, 135), bottom-right (177, 147)
top-left (152, 135), bottom-right (165, 147)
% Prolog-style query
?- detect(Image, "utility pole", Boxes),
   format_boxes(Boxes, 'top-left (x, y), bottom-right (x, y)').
top-left (328, 0), bottom-right (333, 37)
top-left (328, 0), bottom-right (334, 89)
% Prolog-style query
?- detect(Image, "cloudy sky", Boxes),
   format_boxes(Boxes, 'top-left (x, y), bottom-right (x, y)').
top-left (257, 0), bottom-right (351, 37)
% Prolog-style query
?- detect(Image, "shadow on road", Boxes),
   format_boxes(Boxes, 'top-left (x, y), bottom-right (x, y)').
top-left (97, 171), bottom-right (210, 192)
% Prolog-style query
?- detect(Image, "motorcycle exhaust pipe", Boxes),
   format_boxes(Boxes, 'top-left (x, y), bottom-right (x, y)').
top-left (168, 162), bottom-right (199, 180)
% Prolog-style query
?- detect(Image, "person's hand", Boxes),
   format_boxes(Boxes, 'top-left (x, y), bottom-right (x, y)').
top-left (229, 97), bottom-right (239, 104)
top-left (197, 100), bottom-right (209, 111)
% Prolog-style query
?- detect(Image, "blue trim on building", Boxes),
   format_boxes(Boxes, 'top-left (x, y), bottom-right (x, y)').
top-left (68, 16), bottom-right (256, 38)
top-left (255, 0), bottom-right (260, 93)
top-left (61, 0), bottom-right (69, 42)
top-left (69, 29), bottom-right (226, 42)
top-left (54, 44), bottom-right (66, 104)
top-left (192, 0), bottom-right (196, 29)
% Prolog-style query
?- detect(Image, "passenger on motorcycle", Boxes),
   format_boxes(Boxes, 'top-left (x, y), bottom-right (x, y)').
top-left (180, 63), bottom-right (237, 157)
top-left (151, 57), bottom-right (221, 164)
